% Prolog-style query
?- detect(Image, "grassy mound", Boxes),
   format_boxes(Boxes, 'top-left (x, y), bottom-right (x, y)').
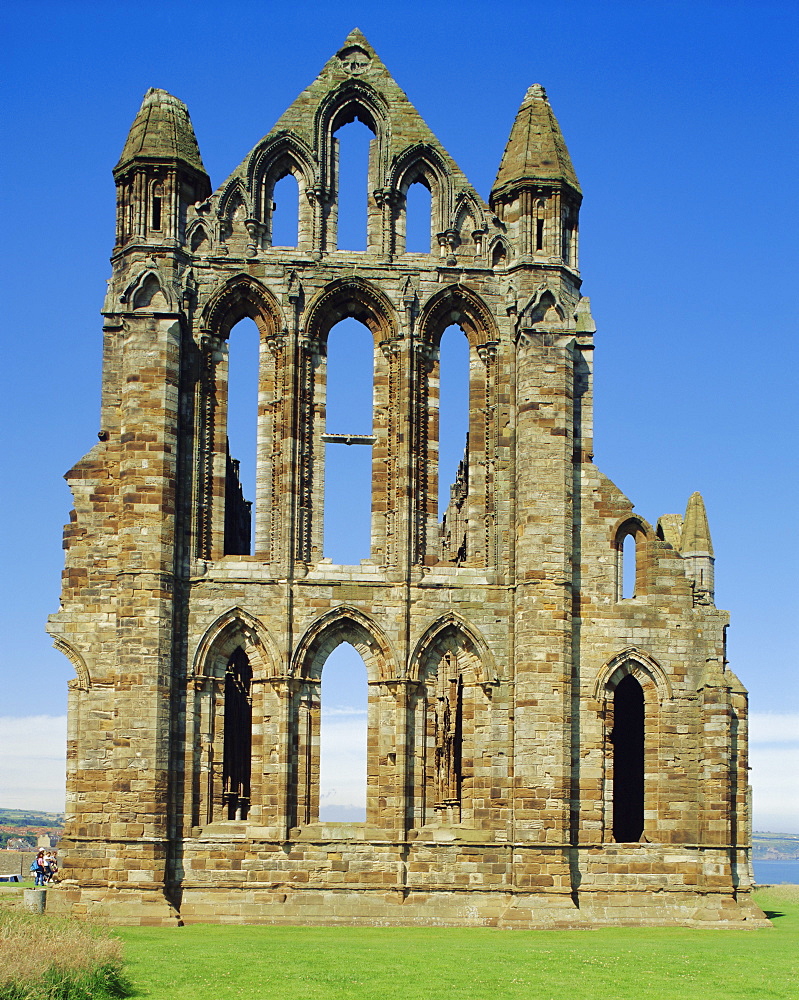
top-left (0, 907), bottom-right (129, 1000)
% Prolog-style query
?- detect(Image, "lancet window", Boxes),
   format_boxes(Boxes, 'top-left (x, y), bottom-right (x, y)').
top-left (318, 642), bottom-right (368, 822)
top-left (404, 179), bottom-right (433, 253)
top-left (333, 117), bottom-right (374, 251)
top-left (437, 325), bottom-right (470, 562)
top-left (611, 673), bottom-right (645, 842)
top-left (413, 625), bottom-right (488, 827)
top-left (322, 318), bottom-right (375, 564)
top-left (419, 289), bottom-right (499, 568)
top-left (196, 278), bottom-right (283, 564)
top-left (614, 519), bottom-right (648, 601)
top-left (222, 647), bottom-right (253, 820)
top-left (223, 318), bottom-right (259, 555)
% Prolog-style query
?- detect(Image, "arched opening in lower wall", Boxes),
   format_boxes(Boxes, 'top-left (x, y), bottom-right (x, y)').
top-left (223, 647), bottom-right (252, 820)
top-left (319, 642), bottom-right (368, 822)
top-left (612, 673), bottom-right (644, 842)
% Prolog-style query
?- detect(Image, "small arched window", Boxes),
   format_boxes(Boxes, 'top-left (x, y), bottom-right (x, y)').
top-left (561, 207), bottom-right (577, 266)
top-left (615, 521), bottom-right (646, 600)
top-left (223, 647), bottom-right (252, 820)
top-left (535, 199), bottom-right (546, 252)
top-left (151, 183), bottom-right (163, 232)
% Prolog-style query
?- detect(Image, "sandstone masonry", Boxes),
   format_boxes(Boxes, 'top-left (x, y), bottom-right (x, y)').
top-left (47, 31), bottom-right (764, 927)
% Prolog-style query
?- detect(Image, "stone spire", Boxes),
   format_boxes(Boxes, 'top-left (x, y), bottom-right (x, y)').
top-left (115, 88), bottom-right (208, 178)
top-left (680, 491), bottom-right (715, 602)
top-left (491, 84), bottom-right (580, 202)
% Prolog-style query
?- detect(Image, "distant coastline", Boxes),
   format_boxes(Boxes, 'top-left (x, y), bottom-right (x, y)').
top-left (753, 831), bottom-right (799, 861)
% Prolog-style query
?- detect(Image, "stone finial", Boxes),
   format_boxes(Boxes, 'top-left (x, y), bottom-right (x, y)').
top-left (524, 83), bottom-right (548, 102)
top-left (344, 27), bottom-right (369, 44)
top-left (681, 491), bottom-right (714, 557)
top-left (115, 88), bottom-right (208, 177)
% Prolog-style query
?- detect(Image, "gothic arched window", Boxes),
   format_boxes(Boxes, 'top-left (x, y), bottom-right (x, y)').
top-left (405, 180), bottom-right (432, 253)
top-left (223, 318), bottom-right (259, 555)
top-left (323, 317), bottom-right (374, 564)
top-left (615, 519), bottom-right (647, 600)
top-left (223, 647), bottom-right (252, 820)
top-left (334, 117), bottom-right (374, 251)
top-left (438, 325), bottom-right (470, 561)
top-left (319, 642), bottom-right (368, 822)
top-left (612, 673), bottom-right (645, 842)
top-left (414, 627), bottom-right (484, 826)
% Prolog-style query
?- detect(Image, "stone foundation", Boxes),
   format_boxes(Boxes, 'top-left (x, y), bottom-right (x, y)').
top-left (48, 836), bottom-right (768, 927)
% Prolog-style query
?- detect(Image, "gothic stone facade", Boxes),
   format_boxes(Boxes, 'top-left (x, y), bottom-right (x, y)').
top-left (47, 31), bottom-right (763, 927)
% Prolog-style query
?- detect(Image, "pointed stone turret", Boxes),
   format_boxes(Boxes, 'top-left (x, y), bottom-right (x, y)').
top-left (682, 491), bottom-right (714, 556)
top-left (490, 85), bottom-right (581, 266)
top-left (115, 88), bottom-right (208, 176)
top-left (113, 89), bottom-right (210, 248)
top-left (681, 491), bottom-right (715, 602)
top-left (492, 84), bottom-right (580, 200)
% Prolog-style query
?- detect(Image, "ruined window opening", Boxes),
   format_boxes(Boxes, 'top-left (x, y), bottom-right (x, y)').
top-left (319, 641), bottom-right (368, 823)
top-left (323, 317), bottom-right (374, 563)
top-left (222, 647), bottom-right (252, 820)
top-left (433, 657), bottom-right (463, 807)
top-left (418, 641), bottom-right (466, 825)
top-left (151, 184), bottom-right (162, 232)
top-left (612, 673), bottom-right (645, 842)
top-left (438, 326), bottom-right (470, 564)
top-left (405, 179), bottom-right (432, 253)
top-left (536, 217), bottom-right (544, 251)
top-left (271, 172), bottom-right (299, 247)
top-left (334, 117), bottom-right (374, 251)
top-left (223, 318), bottom-right (258, 555)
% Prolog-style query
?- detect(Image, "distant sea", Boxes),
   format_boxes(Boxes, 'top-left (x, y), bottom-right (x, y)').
top-left (753, 860), bottom-right (799, 885)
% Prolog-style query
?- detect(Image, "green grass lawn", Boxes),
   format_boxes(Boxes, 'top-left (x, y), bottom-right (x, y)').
top-left (116, 887), bottom-right (798, 1000)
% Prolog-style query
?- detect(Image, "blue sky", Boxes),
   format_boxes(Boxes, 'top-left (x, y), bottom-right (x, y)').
top-left (0, 0), bottom-right (796, 828)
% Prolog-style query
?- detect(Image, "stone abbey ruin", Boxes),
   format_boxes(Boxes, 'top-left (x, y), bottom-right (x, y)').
top-left (47, 31), bottom-right (763, 926)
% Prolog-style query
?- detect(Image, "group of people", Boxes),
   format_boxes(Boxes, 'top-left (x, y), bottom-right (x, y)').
top-left (30, 850), bottom-right (58, 887)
